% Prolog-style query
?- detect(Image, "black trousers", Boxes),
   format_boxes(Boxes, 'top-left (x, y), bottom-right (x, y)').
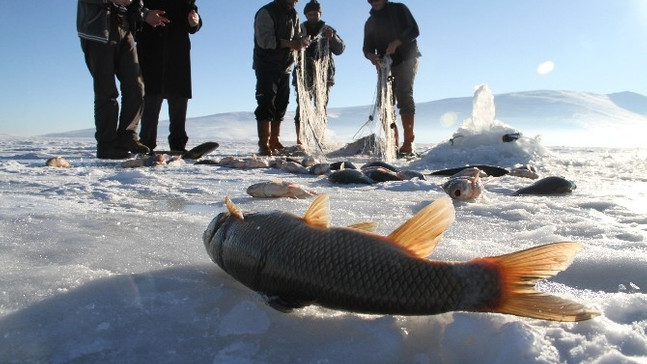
top-left (254, 68), bottom-right (290, 123)
top-left (81, 28), bottom-right (144, 149)
top-left (139, 94), bottom-right (189, 151)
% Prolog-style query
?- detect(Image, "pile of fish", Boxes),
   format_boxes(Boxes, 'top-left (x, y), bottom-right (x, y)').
top-left (434, 164), bottom-right (576, 202)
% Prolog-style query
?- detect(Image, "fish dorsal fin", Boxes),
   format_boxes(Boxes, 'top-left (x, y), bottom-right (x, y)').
top-left (303, 194), bottom-right (330, 228)
top-left (225, 197), bottom-right (244, 220)
top-left (386, 196), bottom-right (455, 258)
top-left (347, 221), bottom-right (378, 232)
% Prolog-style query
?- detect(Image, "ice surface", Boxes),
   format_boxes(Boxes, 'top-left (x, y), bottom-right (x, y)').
top-left (1, 87), bottom-right (646, 363)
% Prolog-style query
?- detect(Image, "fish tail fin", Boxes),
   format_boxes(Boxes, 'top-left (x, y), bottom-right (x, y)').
top-left (476, 242), bottom-right (599, 322)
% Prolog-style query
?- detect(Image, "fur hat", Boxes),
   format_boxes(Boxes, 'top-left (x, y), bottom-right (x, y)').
top-left (304, 0), bottom-right (322, 14)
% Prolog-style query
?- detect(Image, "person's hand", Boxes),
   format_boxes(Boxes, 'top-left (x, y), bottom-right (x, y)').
top-left (188, 10), bottom-right (200, 27)
top-left (366, 53), bottom-right (382, 67)
top-left (322, 26), bottom-right (333, 38)
top-left (385, 39), bottom-right (402, 55)
top-left (146, 10), bottom-right (170, 28)
top-left (282, 36), bottom-right (311, 50)
top-left (111, 0), bottom-right (132, 6)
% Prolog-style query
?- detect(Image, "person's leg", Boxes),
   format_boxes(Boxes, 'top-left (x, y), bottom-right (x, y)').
top-left (269, 72), bottom-right (291, 153)
top-left (114, 30), bottom-right (148, 153)
top-left (254, 69), bottom-right (280, 155)
top-left (139, 94), bottom-right (164, 151)
top-left (81, 38), bottom-right (121, 155)
top-left (392, 58), bottom-right (419, 155)
top-left (167, 96), bottom-right (189, 151)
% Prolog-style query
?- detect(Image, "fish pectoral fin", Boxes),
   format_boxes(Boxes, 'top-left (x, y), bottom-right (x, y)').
top-left (347, 221), bottom-right (378, 232)
top-left (225, 197), bottom-right (244, 220)
top-left (303, 194), bottom-right (330, 228)
top-left (386, 196), bottom-right (455, 258)
top-left (264, 295), bottom-right (313, 313)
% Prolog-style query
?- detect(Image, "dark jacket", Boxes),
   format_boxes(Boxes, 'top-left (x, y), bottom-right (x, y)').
top-left (77, 0), bottom-right (146, 43)
top-left (136, 0), bottom-right (202, 98)
top-left (293, 20), bottom-right (345, 87)
top-left (253, 0), bottom-right (301, 74)
top-left (363, 2), bottom-right (421, 67)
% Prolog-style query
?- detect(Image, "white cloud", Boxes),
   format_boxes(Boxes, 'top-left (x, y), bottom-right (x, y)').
top-left (537, 61), bottom-right (555, 75)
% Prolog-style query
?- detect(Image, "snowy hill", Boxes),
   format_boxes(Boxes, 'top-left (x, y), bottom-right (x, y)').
top-left (44, 90), bottom-right (647, 148)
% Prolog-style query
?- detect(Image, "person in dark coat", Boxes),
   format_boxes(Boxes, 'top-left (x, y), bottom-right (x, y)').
top-left (363, 0), bottom-right (421, 157)
top-left (253, 0), bottom-right (310, 156)
top-left (137, 0), bottom-right (202, 153)
top-left (292, 0), bottom-right (345, 145)
top-left (77, 0), bottom-right (168, 159)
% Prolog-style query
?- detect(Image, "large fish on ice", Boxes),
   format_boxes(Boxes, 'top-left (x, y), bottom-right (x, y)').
top-left (202, 195), bottom-right (598, 321)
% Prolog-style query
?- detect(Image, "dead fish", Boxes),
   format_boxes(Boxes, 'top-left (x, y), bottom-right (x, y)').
top-left (512, 176), bottom-right (576, 195)
top-left (309, 163), bottom-right (331, 175)
top-left (430, 165), bottom-right (509, 177)
top-left (330, 161), bottom-right (357, 170)
top-left (362, 166), bottom-right (402, 182)
top-left (449, 167), bottom-right (486, 179)
top-left (273, 159), bottom-right (310, 175)
top-left (219, 156), bottom-right (269, 169)
top-left (247, 181), bottom-right (317, 199)
top-left (397, 170), bottom-right (426, 181)
top-left (203, 195), bottom-right (598, 321)
top-left (509, 164), bottom-right (539, 180)
top-left (328, 169), bottom-right (375, 185)
top-left (45, 156), bottom-right (71, 168)
top-left (442, 176), bottom-right (483, 201)
top-left (361, 161), bottom-right (399, 173)
top-left (121, 154), bottom-right (167, 168)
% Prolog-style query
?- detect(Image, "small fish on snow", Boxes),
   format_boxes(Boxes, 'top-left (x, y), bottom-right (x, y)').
top-left (246, 181), bottom-right (317, 199)
top-left (442, 176), bottom-right (484, 201)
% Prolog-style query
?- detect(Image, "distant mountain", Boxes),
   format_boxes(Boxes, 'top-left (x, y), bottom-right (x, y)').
top-left (44, 90), bottom-right (647, 147)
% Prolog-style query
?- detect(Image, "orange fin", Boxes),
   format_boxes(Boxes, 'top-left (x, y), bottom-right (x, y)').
top-left (347, 221), bottom-right (378, 232)
top-left (224, 197), bottom-right (244, 220)
top-left (386, 196), bottom-right (455, 258)
top-left (303, 194), bottom-right (330, 228)
top-left (477, 242), bottom-right (599, 322)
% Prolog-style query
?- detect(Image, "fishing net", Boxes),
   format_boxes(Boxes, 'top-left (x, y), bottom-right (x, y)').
top-left (353, 56), bottom-right (398, 161)
top-left (293, 33), bottom-right (332, 159)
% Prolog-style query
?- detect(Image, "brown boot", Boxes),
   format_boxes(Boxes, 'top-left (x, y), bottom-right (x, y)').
top-left (257, 120), bottom-right (272, 156)
top-left (269, 120), bottom-right (284, 153)
top-left (398, 114), bottom-right (415, 155)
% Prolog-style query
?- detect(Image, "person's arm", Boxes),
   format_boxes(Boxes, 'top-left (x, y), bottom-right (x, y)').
top-left (396, 4), bottom-right (419, 44)
top-left (254, 9), bottom-right (279, 49)
top-left (362, 20), bottom-right (381, 65)
top-left (326, 26), bottom-right (345, 56)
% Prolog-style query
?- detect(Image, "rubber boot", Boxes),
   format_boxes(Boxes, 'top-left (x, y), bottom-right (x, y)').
top-left (269, 120), bottom-right (284, 153)
top-left (399, 114), bottom-right (415, 155)
top-left (257, 120), bottom-right (272, 156)
top-left (390, 122), bottom-right (399, 150)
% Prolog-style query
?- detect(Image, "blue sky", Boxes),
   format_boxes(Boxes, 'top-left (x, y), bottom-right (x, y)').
top-left (1, 1), bottom-right (646, 136)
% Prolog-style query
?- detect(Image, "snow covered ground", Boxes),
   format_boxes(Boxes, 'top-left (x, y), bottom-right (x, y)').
top-left (1, 87), bottom-right (646, 363)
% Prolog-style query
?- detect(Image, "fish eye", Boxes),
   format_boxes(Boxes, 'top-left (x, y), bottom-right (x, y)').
top-left (453, 190), bottom-right (461, 197)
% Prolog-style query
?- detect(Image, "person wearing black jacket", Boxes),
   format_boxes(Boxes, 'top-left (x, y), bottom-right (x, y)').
top-left (253, 0), bottom-right (310, 156)
top-left (292, 0), bottom-right (345, 145)
top-left (363, 0), bottom-right (421, 157)
top-left (77, 0), bottom-right (168, 159)
top-left (137, 0), bottom-right (202, 153)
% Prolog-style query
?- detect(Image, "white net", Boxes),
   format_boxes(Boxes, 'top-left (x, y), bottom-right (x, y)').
top-left (293, 33), bottom-right (332, 159)
top-left (353, 56), bottom-right (398, 161)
